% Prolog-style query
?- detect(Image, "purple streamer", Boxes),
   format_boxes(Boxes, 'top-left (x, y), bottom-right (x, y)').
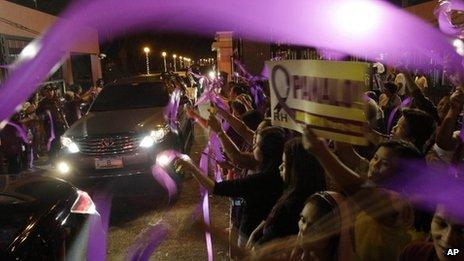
top-left (164, 88), bottom-right (182, 134)
top-left (383, 160), bottom-right (464, 221)
top-left (198, 146), bottom-right (214, 261)
top-left (5, 121), bottom-right (29, 143)
top-left (45, 110), bottom-right (55, 151)
top-left (386, 97), bottom-right (412, 134)
top-left (151, 165), bottom-right (178, 203)
top-left (233, 59), bottom-right (267, 110)
top-left (126, 223), bottom-right (169, 261)
top-left (87, 191), bottom-right (112, 261)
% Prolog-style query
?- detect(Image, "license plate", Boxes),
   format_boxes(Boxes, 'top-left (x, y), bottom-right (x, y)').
top-left (95, 157), bottom-right (124, 169)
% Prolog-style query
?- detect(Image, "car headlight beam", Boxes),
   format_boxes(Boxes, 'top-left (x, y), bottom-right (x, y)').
top-left (139, 127), bottom-right (168, 148)
top-left (61, 137), bottom-right (80, 153)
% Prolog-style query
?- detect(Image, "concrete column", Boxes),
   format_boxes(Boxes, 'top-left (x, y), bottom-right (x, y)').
top-left (62, 55), bottom-right (74, 85)
top-left (212, 31), bottom-right (234, 82)
top-left (90, 54), bottom-right (102, 86)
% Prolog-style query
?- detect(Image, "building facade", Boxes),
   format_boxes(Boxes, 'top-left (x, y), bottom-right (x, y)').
top-left (0, 0), bottom-right (102, 89)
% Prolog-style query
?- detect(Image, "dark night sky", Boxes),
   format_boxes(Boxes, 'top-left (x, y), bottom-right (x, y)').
top-left (7, 0), bottom-right (430, 75)
top-left (7, 0), bottom-right (216, 75)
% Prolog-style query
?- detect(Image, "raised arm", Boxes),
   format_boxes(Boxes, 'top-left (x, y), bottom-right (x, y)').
top-left (216, 106), bottom-right (254, 145)
top-left (208, 114), bottom-right (259, 170)
top-left (333, 141), bottom-right (369, 173)
top-left (175, 158), bottom-right (215, 192)
top-left (436, 88), bottom-right (464, 150)
top-left (302, 126), bottom-right (366, 194)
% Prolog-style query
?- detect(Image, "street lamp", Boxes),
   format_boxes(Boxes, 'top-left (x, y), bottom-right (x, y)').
top-left (161, 51), bottom-right (167, 72)
top-left (143, 47), bottom-right (150, 74)
top-left (179, 56), bottom-right (183, 69)
top-left (173, 54), bottom-right (177, 71)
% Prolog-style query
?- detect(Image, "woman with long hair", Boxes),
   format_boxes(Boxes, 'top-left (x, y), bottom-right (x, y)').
top-left (291, 192), bottom-right (355, 261)
top-left (247, 137), bottom-right (326, 246)
top-left (175, 126), bottom-right (286, 246)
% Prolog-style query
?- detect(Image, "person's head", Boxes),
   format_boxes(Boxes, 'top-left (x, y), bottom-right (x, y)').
top-left (279, 138), bottom-right (325, 193)
top-left (431, 204), bottom-right (464, 261)
top-left (96, 78), bottom-right (104, 88)
top-left (415, 76), bottom-right (428, 93)
top-left (256, 117), bottom-right (272, 131)
top-left (230, 100), bottom-right (247, 117)
top-left (42, 85), bottom-right (54, 99)
top-left (368, 139), bottom-right (423, 183)
top-left (391, 108), bottom-right (436, 152)
top-left (70, 84), bottom-right (83, 95)
top-left (298, 192), bottom-right (340, 255)
top-left (253, 126), bottom-right (286, 170)
top-left (241, 110), bottom-right (263, 131)
top-left (384, 82), bottom-right (398, 96)
top-left (364, 91), bottom-right (378, 102)
top-left (394, 73), bottom-right (406, 91)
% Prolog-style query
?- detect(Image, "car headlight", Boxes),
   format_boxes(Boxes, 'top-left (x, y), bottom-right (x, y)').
top-left (61, 137), bottom-right (80, 153)
top-left (139, 127), bottom-right (169, 148)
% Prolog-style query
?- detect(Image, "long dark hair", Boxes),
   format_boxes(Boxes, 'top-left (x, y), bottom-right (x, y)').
top-left (257, 126), bottom-right (286, 172)
top-left (266, 138), bottom-right (326, 223)
top-left (284, 138), bottom-right (326, 194)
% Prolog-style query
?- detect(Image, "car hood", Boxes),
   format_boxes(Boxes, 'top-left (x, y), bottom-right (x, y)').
top-left (65, 108), bottom-right (166, 137)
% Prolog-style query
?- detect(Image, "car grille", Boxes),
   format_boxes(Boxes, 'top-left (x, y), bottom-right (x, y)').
top-left (74, 135), bottom-right (142, 156)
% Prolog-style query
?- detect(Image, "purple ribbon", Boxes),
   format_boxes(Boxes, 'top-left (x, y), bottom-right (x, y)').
top-left (164, 88), bottom-right (181, 134)
top-left (126, 223), bottom-right (168, 261)
top-left (46, 110), bottom-right (55, 151)
top-left (198, 145), bottom-right (214, 261)
top-left (233, 60), bottom-right (267, 110)
top-left (151, 165), bottom-right (178, 203)
top-left (386, 97), bottom-right (412, 135)
top-left (270, 65), bottom-right (296, 120)
top-left (87, 190), bottom-right (112, 261)
top-left (5, 121), bottom-right (29, 143)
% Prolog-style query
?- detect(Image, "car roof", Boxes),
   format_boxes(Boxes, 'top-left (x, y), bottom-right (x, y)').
top-left (115, 73), bottom-right (165, 84)
top-left (1, 176), bottom-right (76, 204)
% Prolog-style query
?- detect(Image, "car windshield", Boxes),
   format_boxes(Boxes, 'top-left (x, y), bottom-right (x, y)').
top-left (90, 82), bottom-right (170, 111)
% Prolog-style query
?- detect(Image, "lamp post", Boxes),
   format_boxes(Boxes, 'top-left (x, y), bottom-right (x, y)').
top-left (173, 54), bottom-right (177, 71)
top-left (161, 51), bottom-right (167, 72)
top-left (179, 56), bottom-right (183, 69)
top-left (143, 47), bottom-right (150, 74)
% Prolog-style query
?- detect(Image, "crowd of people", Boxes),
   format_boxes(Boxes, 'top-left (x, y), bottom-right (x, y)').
top-left (0, 80), bottom-right (102, 174)
top-left (176, 65), bottom-right (464, 260)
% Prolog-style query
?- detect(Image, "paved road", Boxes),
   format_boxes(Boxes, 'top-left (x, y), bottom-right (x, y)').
top-left (106, 125), bottom-right (230, 260)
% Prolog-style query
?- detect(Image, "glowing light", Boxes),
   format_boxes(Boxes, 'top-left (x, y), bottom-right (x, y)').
top-left (173, 54), bottom-right (177, 58)
top-left (20, 42), bottom-right (40, 60)
top-left (332, 0), bottom-right (380, 37)
top-left (57, 162), bottom-right (70, 174)
top-left (156, 154), bottom-right (170, 167)
top-left (161, 51), bottom-right (167, 57)
top-left (453, 38), bottom-right (464, 56)
top-left (61, 137), bottom-right (80, 153)
top-left (208, 71), bottom-right (216, 79)
top-left (140, 136), bottom-right (155, 148)
top-left (143, 47), bottom-right (150, 53)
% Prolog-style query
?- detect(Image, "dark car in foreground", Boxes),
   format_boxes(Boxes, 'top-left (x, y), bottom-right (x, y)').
top-left (1, 176), bottom-right (97, 260)
top-left (56, 73), bottom-right (194, 194)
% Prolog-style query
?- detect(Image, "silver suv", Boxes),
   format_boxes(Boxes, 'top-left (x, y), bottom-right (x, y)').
top-left (56, 74), bottom-right (194, 192)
